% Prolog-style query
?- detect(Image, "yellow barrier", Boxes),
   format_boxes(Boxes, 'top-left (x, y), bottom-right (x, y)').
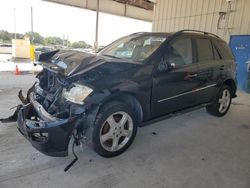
top-left (30, 45), bottom-right (35, 61)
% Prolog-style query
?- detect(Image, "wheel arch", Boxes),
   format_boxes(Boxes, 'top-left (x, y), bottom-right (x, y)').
top-left (98, 92), bottom-right (144, 126)
top-left (223, 78), bottom-right (237, 98)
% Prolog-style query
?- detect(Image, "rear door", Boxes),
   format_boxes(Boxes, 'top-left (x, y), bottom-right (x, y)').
top-left (194, 37), bottom-right (219, 104)
top-left (151, 36), bottom-right (200, 117)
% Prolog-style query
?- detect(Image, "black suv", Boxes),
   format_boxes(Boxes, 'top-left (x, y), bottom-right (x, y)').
top-left (15, 30), bottom-right (237, 158)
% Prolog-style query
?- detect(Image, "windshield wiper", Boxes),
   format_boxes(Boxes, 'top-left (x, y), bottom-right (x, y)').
top-left (101, 54), bottom-right (124, 60)
top-left (101, 54), bottom-right (140, 64)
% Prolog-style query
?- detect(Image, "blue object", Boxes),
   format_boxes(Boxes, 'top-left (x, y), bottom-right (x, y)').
top-left (229, 35), bottom-right (250, 93)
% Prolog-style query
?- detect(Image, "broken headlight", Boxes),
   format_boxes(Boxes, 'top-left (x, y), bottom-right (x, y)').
top-left (62, 84), bottom-right (93, 105)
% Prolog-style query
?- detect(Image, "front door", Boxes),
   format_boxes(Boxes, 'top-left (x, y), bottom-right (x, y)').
top-left (151, 37), bottom-right (200, 117)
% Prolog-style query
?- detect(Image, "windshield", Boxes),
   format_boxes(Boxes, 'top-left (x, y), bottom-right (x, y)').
top-left (99, 34), bottom-right (167, 62)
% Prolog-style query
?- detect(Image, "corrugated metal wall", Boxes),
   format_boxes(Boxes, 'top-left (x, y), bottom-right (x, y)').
top-left (152, 0), bottom-right (250, 41)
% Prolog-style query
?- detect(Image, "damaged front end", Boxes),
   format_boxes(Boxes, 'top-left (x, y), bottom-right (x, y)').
top-left (2, 50), bottom-right (100, 158)
top-left (1, 49), bottom-right (137, 165)
top-left (16, 70), bottom-right (89, 157)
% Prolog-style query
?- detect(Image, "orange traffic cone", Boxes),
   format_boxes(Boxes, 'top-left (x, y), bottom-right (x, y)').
top-left (15, 65), bottom-right (20, 75)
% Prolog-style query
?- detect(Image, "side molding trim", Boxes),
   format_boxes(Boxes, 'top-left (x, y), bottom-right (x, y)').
top-left (158, 84), bottom-right (216, 103)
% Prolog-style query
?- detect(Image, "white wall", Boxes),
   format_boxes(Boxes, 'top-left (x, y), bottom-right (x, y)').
top-left (152, 0), bottom-right (250, 41)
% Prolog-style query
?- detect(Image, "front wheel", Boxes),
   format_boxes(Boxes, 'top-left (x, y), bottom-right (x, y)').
top-left (92, 101), bottom-right (137, 157)
top-left (206, 85), bottom-right (232, 117)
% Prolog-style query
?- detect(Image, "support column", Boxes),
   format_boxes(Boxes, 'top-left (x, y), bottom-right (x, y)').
top-left (94, 0), bottom-right (100, 52)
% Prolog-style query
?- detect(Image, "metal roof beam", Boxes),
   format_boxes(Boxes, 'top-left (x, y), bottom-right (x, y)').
top-left (43, 0), bottom-right (153, 22)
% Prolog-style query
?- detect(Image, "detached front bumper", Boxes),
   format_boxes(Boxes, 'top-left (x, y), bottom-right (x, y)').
top-left (17, 92), bottom-right (78, 157)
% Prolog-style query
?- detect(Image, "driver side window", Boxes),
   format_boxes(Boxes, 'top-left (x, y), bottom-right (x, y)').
top-left (166, 38), bottom-right (193, 67)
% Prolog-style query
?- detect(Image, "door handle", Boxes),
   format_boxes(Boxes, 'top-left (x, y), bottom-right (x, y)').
top-left (184, 73), bottom-right (198, 80)
top-left (189, 73), bottom-right (198, 78)
top-left (220, 65), bottom-right (225, 70)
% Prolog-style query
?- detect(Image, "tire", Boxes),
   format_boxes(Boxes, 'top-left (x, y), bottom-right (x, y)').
top-left (206, 85), bottom-right (232, 117)
top-left (92, 101), bottom-right (137, 157)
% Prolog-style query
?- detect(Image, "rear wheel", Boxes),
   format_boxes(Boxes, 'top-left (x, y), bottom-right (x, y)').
top-left (92, 101), bottom-right (137, 157)
top-left (206, 85), bottom-right (232, 117)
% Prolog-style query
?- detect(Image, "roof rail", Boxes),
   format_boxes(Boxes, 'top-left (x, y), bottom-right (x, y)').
top-left (176, 29), bottom-right (220, 39)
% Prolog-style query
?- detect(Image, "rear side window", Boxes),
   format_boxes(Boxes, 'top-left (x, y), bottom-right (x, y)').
top-left (196, 38), bottom-right (214, 62)
top-left (216, 41), bottom-right (234, 60)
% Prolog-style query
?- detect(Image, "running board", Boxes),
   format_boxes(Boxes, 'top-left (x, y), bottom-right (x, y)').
top-left (140, 103), bottom-right (211, 127)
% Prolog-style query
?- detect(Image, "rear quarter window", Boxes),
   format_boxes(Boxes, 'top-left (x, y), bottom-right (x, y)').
top-left (213, 45), bottom-right (222, 60)
top-left (215, 40), bottom-right (234, 60)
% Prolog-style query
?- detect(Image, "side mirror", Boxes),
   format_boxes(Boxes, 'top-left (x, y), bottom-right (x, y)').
top-left (157, 58), bottom-right (175, 73)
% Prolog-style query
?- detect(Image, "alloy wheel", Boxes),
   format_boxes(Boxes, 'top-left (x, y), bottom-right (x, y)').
top-left (99, 111), bottom-right (133, 152)
top-left (218, 89), bottom-right (231, 114)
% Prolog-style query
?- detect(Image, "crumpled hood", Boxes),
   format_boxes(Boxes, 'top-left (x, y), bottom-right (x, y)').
top-left (44, 50), bottom-right (140, 79)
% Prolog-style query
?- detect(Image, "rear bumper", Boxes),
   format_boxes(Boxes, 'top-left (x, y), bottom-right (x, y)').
top-left (17, 94), bottom-right (79, 157)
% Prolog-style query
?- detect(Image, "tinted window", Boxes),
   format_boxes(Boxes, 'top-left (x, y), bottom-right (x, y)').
top-left (196, 38), bottom-right (214, 62)
top-left (213, 45), bottom-right (222, 60)
top-left (216, 41), bottom-right (234, 60)
top-left (166, 38), bottom-right (193, 66)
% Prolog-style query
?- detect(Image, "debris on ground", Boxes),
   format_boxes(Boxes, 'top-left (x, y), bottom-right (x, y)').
top-left (0, 84), bottom-right (35, 123)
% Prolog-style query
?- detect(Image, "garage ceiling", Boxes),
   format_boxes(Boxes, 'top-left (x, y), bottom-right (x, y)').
top-left (43, 0), bottom-right (154, 22)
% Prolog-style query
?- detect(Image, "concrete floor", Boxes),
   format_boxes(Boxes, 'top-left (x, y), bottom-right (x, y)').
top-left (0, 72), bottom-right (249, 188)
